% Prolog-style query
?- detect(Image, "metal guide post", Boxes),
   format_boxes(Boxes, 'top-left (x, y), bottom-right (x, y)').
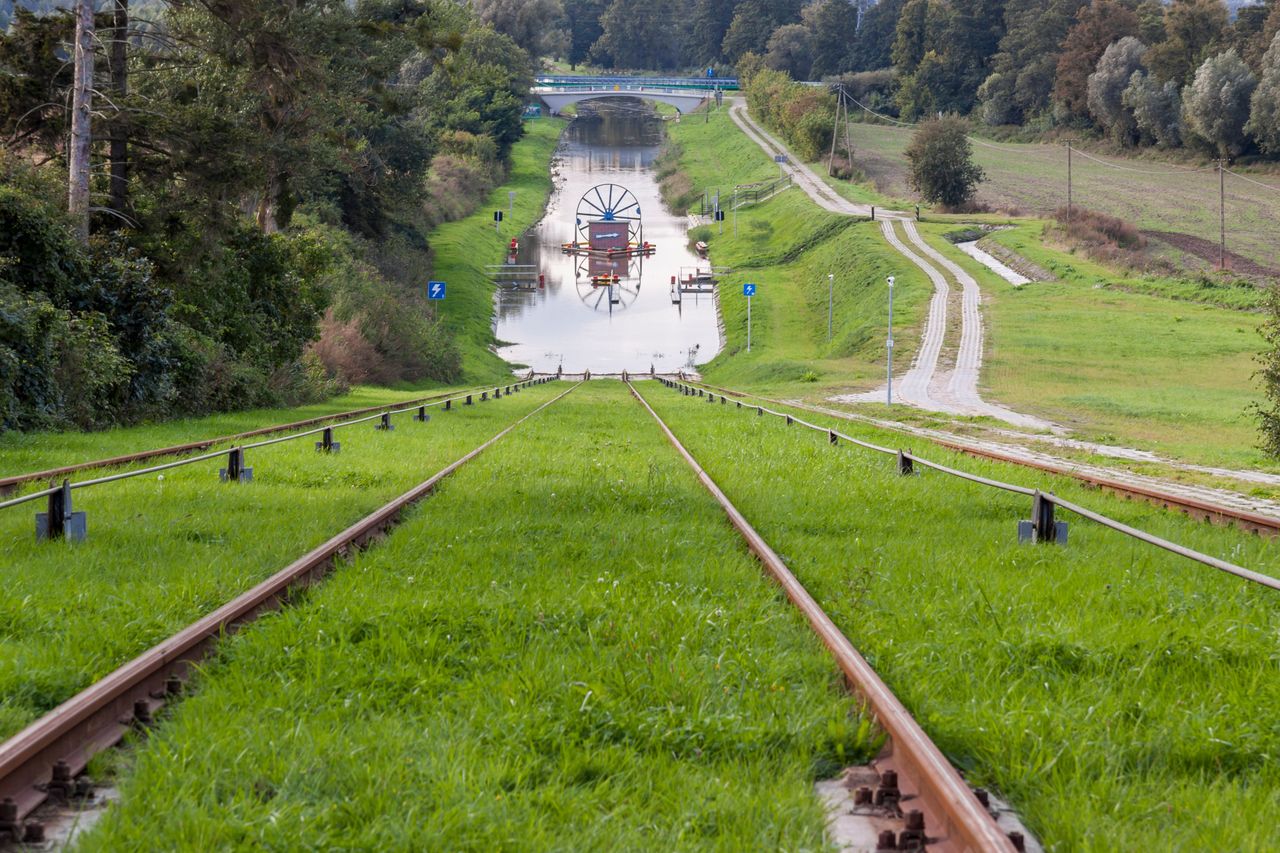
top-left (36, 480), bottom-right (86, 542)
top-left (897, 451), bottom-right (914, 476)
top-left (315, 427), bottom-right (341, 454)
top-left (413, 406), bottom-right (430, 423)
top-left (376, 413), bottom-right (394, 431)
top-left (1019, 491), bottom-right (1068, 544)
top-left (465, 395), bottom-right (473, 406)
top-left (219, 447), bottom-right (253, 483)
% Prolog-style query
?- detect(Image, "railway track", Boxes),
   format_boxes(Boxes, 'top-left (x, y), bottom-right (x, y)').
top-left (680, 378), bottom-right (1280, 539)
top-left (0, 381), bottom-right (529, 496)
top-left (0, 381), bottom-right (576, 843)
top-left (628, 380), bottom-right (1027, 852)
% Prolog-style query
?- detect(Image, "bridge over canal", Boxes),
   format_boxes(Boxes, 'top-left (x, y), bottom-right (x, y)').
top-left (532, 75), bottom-right (738, 115)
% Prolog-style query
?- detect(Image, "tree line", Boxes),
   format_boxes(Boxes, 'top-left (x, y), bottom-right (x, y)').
top-left (480, 0), bottom-right (1280, 160)
top-left (0, 0), bottom-right (532, 431)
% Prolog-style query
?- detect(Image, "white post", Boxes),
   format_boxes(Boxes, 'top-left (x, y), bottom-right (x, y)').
top-left (827, 273), bottom-right (834, 341)
top-left (733, 187), bottom-right (738, 237)
top-left (747, 296), bottom-right (752, 352)
top-left (886, 276), bottom-right (895, 406)
top-left (509, 190), bottom-right (516, 213)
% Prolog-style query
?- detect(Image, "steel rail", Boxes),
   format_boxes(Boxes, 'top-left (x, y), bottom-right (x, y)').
top-left (628, 381), bottom-right (1015, 853)
top-left (661, 379), bottom-right (1280, 592)
top-left (0, 380), bottom-right (546, 513)
top-left (683, 378), bottom-right (1280, 535)
top-left (0, 380), bottom-right (533, 496)
top-left (0, 382), bottom-right (578, 837)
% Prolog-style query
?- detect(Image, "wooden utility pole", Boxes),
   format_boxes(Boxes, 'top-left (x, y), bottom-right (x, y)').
top-left (1219, 160), bottom-right (1226, 270)
top-left (69, 0), bottom-right (94, 243)
top-left (828, 86), bottom-right (841, 176)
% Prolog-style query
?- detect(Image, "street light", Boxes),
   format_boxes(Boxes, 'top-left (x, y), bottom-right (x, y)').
top-left (886, 276), bottom-right (895, 406)
top-left (827, 273), bottom-right (834, 341)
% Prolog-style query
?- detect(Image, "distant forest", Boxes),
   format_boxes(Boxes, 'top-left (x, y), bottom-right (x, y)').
top-left (478, 0), bottom-right (1280, 159)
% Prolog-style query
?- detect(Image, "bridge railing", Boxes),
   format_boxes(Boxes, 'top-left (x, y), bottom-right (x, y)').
top-left (534, 75), bottom-right (739, 91)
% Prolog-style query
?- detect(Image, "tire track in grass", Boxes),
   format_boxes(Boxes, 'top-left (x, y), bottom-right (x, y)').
top-left (78, 382), bottom-right (876, 850)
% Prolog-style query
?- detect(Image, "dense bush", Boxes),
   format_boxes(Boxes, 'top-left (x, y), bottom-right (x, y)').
top-left (741, 66), bottom-right (837, 161)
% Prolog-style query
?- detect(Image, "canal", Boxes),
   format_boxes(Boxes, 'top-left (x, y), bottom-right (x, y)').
top-left (495, 100), bottom-right (723, 374)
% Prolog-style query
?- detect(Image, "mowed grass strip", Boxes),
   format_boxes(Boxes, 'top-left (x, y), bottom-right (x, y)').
top-left (0, 385), bottom-right (472, 481)
top-left (80, 382), bottom-right (873, 850)
top-left (638, 384), bottom-right (1280, 851)
top-left (0, 384), bottom-right (562, 740)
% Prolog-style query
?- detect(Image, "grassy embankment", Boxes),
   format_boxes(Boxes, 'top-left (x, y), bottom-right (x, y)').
top-left (81, 382), bottom-right (873, 849)
top-left (429, 117), bottom-right (567, 379)
top-left (633, 383), bottom-right (1280, 851)
top-left (904, 220), bottom-right (1272, 470)
top-left (0, 384), bottom-right (561, 741)
top-left (662, 107), bottom-right (933, 397)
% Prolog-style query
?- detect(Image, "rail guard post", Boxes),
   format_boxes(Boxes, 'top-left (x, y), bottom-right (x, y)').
top-left (376, 412), bottom-right (394, 431)
top-left (1019, 491), bottom-right (1067, 544)
top-left (36, 480), bottom-right (86, 542)
top-left (315, 427), bottom-right (341, 454)
top-left (897, 451), bottom-right (914, 476)
top-left (219, 448), bottom-right (252, 483)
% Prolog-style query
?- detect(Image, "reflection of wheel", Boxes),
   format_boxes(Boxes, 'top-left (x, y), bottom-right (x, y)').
top-left (575, 276), bottom-right (641, 312)
top-left (576, 184), bottom-right (642, 245)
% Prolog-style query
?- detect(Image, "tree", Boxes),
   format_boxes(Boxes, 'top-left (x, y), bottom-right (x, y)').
top-left (848, 0), bottom-right (906, 71)
top-left (471, 0), bottom-right (568, 59)
top-left (591, 0), bottom-right (683, 70)
top-left (978, 0), bottom-right (1087, 124)
top-left (1183, 49), bottom-right (1257, 157)
top-left (904, 115), bottom-right (985, 208)
top-left (1123, 70), bottom-right (1182, 147)
top-left (722, 0), bottom-right (802, 64)
top-left (688, 0), bottom-right (737, 67)
top-left (765, 23), bottom-right (813, 79)
top-left (563, 0), bottom-right (607, 67)
top-left (1087, 36), bottom-right (1146, 141)
top-left (1134, 0), bottom-right (1166, 46)
top-left (1246, 32), bottom-right (1280, 155)
top-left (68, 0), bottom-right (93, 243)
top-left (1053, 0), bottom-right (1139, 121)
top-left (1145, 0), bottom-right (1227, 84)
top-left (802, 0), bottom-right (859, 78)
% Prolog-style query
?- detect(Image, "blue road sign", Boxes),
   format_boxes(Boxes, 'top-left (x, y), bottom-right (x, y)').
top-left (773, 154), bottom-right (788, 164)
top-left (428, 281), bottom-right (446, 300)
top-left (743, 283), bottom-right (757, 297)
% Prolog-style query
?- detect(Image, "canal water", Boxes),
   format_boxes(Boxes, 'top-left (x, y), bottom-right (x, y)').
top-left (495, 100), bottom-right (722, 374)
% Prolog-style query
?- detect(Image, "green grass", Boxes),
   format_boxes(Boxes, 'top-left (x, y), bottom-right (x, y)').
top-left (909, 221), bottom-right (1272, 470)
top-left (843, 121), bottom-right (1280, 274)
top-left (665, 109), bottom-right (932, 398)
top-left (0, 384), bottom-right (562, 741)
top-left (635, 382), bottom-right (1280, 851)
top-left (429, 118), bottom-right (567, 380)
top-left (80, 382), bottom-right (874, 849)
top-left (0, 385), bottom-right (481, 479)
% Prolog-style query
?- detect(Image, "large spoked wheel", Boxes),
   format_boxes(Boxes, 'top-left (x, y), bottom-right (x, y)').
top-left (576, 184), bottom-right (643, 245)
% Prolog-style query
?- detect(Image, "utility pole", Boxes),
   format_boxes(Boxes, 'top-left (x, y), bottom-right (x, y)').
top-left (69, 0), bottom-right (94, 243)
top-left (1219, 159), bottom-right (1226, 270)
top-left (1065, 140), bottom-right (1072, 221)
top-left (828, 87), bottom-right (841, 176)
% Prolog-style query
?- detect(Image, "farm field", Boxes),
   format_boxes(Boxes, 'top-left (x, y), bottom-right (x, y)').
top-left (843, 120), bottom-right (1280, 275)
top-left (56, 379), bottom-right (1280, 851)
top-left (0, 383), bottom-right (561, 741)
top-left (80, 382), bottom-right (870, 849)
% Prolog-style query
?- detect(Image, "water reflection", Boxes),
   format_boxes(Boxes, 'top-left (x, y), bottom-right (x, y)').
top-left (495, 99), bottom-right (722, 373)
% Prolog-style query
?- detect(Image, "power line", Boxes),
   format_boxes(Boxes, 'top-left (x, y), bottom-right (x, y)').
top-left (1224, 168), bottom-right (1280, 194)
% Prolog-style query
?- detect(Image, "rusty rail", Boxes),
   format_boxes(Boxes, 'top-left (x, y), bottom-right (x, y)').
top-left (0, 377), bottom-right (536, 496)
top-left (628, 381), bottom-right (1016, 852)
top-left (657, 379), bottom-right (1280, 592)
top-left (0, 383), bottom-right (577, 839)
top-left (682, 378), bottom-right (1280, 537)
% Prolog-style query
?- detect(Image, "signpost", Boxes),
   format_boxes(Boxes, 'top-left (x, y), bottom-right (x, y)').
top-left (774, 153), bottom-right (788, 177)
top-left (886, 276), bottom-right (895, 405)
top-left (428, 279), bottom-right (445, 321)
top-left (494, 209), bottom-right (504, 234)
top-left (827, 273), bottom-right (834, 341)
top-left (508, 190), bottom-right (516, 213)
top-left (743, 282), bottom-right (757, 352)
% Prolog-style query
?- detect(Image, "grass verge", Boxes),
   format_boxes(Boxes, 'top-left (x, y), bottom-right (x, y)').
top-left (637, 382), bottom-right (1280, 851)
top-left (0, 385), bottom-right (561, 740)
top-left (80, 382), bottom-right (874, 849)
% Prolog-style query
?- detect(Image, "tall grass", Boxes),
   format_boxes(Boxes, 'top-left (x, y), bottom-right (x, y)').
top-left (0, 385), bottom-right (561, 740)
top-left (638, 383), bottom-right (1280, 850)
top-left (81, 382), bottom-right (874, 849)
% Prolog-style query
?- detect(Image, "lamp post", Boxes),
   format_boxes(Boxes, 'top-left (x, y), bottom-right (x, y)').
top-left (886, 276), bottom-right (895, 406)
top-left (827, 273), bottom-right (834, 341)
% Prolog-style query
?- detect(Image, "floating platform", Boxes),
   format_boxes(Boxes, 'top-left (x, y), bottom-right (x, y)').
top-left (561, 241), bottom-right (656, 259)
